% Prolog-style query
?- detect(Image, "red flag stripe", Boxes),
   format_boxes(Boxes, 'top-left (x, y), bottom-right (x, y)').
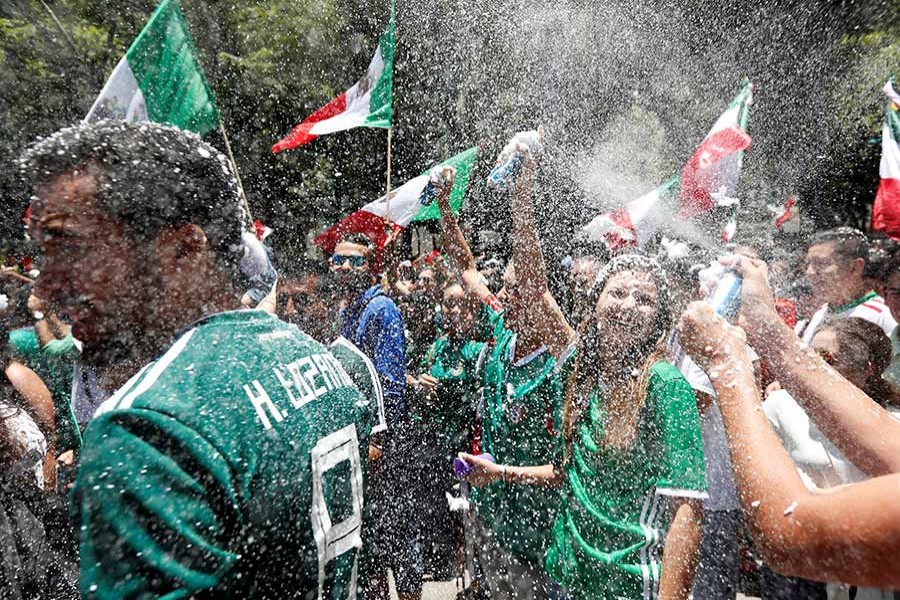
top-left (677, 126), bottom-right (752, 218)
top-left (272, 92), bottom-right (348, 153)
top-left (774, 198), bottom-right (797, 228)
top-left (871, 178), bottom-right (900, 239)
top-left (313, 208), bottom-right (398, 274)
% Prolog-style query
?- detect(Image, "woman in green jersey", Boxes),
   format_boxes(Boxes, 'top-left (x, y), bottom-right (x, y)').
top-left (463, 254), bottom-right (707, 600)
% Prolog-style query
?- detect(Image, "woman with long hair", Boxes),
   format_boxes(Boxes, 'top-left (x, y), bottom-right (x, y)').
top-left (462, 254), bottom-right (707, 600)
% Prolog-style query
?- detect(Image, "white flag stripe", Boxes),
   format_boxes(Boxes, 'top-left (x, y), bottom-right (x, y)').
top-left (307, 44), bottom-right (385, 136)
top-left (881, 123), bottom-right (900, 180)
top-left (84, 58), bottom-right (149, 123)
top-left (362, 174), bottom-right (430, 226)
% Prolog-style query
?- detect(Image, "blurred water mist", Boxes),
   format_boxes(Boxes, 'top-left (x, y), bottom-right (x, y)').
top-left (394, 0), bottom-right (897, 246)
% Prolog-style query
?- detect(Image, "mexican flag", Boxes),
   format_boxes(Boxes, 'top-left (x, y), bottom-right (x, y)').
top-left (272, 11), bottom-right (394, 152)
top-left (583, 81), bottom-right (753, 248)
top-left (678, 81), bottom-right (753, 218)
top-left (583, 177), bottom-right (679, 250)
top-left (871, 79), bottom-right (900, 239)
top-left (314, 147), bottom-right (478, 269)
top-left (84, 0), bottom-right (219, 135)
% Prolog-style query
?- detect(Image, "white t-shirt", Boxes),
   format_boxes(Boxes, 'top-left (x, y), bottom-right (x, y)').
top-left (796, 292), bottom-right (898, 345)
top-left (763, 388), bottom-right (866, 490)
top-left (668, 341), bottom-right (739, 511)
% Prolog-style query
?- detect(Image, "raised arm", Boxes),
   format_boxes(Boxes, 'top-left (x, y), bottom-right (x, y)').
top-left (504, 132), bottom-right (575, 356)
top-left (678, 302), bottom-right (900, 587)
top-left (733, 255), bottom-right (900, 476)
top-left (507, 150), bottom-right (548, 301)
top-left (435, 174), bottom-right (493, 303)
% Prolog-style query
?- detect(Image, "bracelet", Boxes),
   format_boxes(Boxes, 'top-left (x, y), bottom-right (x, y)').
top-left (501, 465), bottom-right (509, 483)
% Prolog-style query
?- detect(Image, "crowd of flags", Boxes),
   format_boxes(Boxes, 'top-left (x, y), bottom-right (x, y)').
top-left (82, 0), bottom-right (899, 255)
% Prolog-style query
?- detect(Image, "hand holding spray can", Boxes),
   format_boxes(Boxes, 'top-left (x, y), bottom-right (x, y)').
top-left (704, 267), bottom-right (743, 323)
top-left (487, 127), bottom-right (544, 191)
top-left (418, 165), bottom-right (456, 207)
top-left (453, 453), bottom-right (495, 478)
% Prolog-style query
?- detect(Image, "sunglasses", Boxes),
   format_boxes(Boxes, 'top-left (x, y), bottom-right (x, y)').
top-left (331, 254), bottom-right (367, 268)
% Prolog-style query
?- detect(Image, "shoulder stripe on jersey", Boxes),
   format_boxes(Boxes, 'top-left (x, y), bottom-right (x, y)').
top-left (116, 328), bottom-right (197, 411)
top-left (93, 362), bottom-right (154, 418)
top-left (862, 302), bottom-right (884, 313)
top-left (332, 336), bottom-right (387, 434)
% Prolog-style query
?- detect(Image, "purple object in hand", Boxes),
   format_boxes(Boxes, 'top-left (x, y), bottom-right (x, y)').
top-left (453, 453), bottom-right (494, 478)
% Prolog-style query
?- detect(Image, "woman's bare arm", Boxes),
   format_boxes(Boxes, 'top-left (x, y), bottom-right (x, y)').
top-left (458, 452), bottom-right (561, 488)
top-left (658, 499), bottom-right (703, 600)
top-left (679, 302), bottom-right (900, 587)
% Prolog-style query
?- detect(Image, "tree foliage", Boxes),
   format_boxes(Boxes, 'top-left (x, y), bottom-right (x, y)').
top-left (0, 0), bottom-right (898, 262)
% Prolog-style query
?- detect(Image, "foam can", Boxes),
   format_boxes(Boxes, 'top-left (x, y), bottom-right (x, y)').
top-left (705, 269), bottom-right (742, 322)
top-left (487, 153), bottom-right (524, 191)
top-left (418, 166), bottom-right (455, 206)
top-left (487, 129), bottom-right (544, 191)
top-left (453, 453), bottom-right (495, 478)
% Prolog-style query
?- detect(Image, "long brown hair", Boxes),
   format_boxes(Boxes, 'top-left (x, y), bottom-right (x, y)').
top-left (562, 255), bottom-right (672, 458)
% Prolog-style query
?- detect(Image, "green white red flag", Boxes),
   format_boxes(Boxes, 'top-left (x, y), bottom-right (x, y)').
top-left (871, 79), bottom-right (900, 239)
top-left (583, 81), bottom-right (753, 249)
top-left (272, 10), bottom-right (394, 152)
top-left (84, 0), bottom-right (219, 135)
top-left (314, 147), bottom-right (478, 271)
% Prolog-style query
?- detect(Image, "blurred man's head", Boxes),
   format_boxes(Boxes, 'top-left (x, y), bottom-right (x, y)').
top-left (441, 283), bottom-right (479, 339)
top-left (21, 121), bottom-right (244, 366)
top-left (881, 251), bottom-right (900, 322)
top-left (278, 260), bottom-right (332, 342)
top-left (328, 233), bottom-right (377, 300)
top-left (416, 267), bottom-right (438, 297)
top-left (805, 227), bottom-right (868, 306)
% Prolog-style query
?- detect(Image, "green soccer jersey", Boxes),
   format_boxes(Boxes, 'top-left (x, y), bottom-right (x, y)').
top-left (331, 336), bottom-right (387, 435)
top-left (413, 335), bottom-right (485, 452)
top-left (75, 311), bottom-right (373, 599)
top-left (471, 299), bottom-right (570, 563)
top-left (544, 361), bottom-right (707, 600)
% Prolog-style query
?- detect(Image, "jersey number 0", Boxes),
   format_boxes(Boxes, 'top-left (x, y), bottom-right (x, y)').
top-left (311, 424), bottom-right (364, 599)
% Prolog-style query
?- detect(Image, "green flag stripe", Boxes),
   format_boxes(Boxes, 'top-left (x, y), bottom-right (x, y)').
top-left (412, 147), bottom-right (478, 221)
top-left (363, 13), bottom-right (394, 128)
top-left (126, 0), bottom-right (219, 135)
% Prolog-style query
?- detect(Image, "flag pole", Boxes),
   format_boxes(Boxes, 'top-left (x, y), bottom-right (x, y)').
top-left (218, 121), bottom-right (253, 226)
top-left (385, 127), bottom-right (393, 223)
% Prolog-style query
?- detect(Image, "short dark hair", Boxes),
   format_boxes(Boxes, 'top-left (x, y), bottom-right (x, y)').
top-left (809, 227), bottom-right (868, 263)
top-left (281, 257), bottom-right (328, 279)
top-left (335, 232), bottom-right (376, 259)
top-left (19, 121), bottom-right (245, 278)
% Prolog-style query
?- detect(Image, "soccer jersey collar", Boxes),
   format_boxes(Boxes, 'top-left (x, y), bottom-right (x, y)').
top-left (508, 334), bottom-right (547, 367)
top-left (829, 290), bottom-right (877, 314)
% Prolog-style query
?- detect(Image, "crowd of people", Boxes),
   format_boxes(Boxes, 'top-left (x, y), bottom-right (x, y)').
top-left (1, 120), bottom-right (900, 600)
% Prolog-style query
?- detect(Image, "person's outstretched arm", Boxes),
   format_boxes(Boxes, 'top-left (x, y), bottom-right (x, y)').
top-left (435, 174), bottom-right (493, 304)
top-left (678, 302), bottom-right (900, 587)
top-left (731, 255), bottom-right (900, 476)
top-left (506, 148), bottom-right (576, 357)
top-left (658, 499), bottom-right (703, 600)
top-left (458, 452), bottom-right (561, 487)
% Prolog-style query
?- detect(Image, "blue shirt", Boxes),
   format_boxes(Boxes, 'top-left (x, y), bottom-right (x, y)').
top-left (340, 285), bottom-right (408, 426)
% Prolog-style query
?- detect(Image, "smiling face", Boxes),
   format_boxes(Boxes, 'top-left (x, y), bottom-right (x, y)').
top-left (805, 242), bottom-right (863, 306)
top-left (441, 283), bottom-right (478, 338)
top-left (594, 270), bottom-right (660, 348)
top-left (329, 241), bottom-right (375, 300)
top-left (30, 168), bottom-right (150, 365)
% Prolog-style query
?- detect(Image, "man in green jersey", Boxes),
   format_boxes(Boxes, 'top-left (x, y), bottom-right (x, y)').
top-left (435, 132), bottom-right (576, 598)
top-left (410, 282), bottom-right (485, 577)
top-left (22, 121), bottom-right (375, 599)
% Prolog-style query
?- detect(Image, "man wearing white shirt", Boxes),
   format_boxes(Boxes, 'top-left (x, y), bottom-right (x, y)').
top-left (796, 228), bottom-right (897, 344)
